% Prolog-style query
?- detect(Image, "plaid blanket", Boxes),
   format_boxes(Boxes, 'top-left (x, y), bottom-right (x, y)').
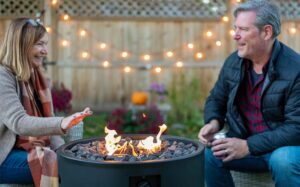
top-left (15, 67), bottom-right (58, 187)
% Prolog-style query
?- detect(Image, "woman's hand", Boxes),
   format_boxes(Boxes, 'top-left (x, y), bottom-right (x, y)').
top-left (61, 107), bottom-right (93, 131)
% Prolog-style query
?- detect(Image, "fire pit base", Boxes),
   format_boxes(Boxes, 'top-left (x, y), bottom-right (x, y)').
top-left (57, 136), bottom-right (204, 187)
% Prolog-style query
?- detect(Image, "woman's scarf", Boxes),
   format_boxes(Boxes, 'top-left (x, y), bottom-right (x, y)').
top-left (15, 67), bottom-right (59, 187)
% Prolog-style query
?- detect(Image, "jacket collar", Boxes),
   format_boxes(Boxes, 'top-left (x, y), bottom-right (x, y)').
top-left (267, 39), bottom-right (281, 77)
top-left (261, 39), bottom-right (282, 94)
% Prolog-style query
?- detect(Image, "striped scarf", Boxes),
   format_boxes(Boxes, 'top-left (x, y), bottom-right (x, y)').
top-left (15, 67), bottom-right (59, 187)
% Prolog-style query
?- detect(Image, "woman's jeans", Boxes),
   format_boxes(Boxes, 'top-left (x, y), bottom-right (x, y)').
top-left (205, 146), bottom-right (300, 187)
top-left (0, 149), bottom-right (33, 184)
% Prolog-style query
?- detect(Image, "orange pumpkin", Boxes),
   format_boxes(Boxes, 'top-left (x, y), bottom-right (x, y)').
top-left (131, 91), bottom-right (148, 105)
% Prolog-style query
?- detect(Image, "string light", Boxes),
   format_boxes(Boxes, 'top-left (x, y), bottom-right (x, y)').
top-left (229, 29), bottom-right (235, 36)
top-left (80, 29), bottom-right (87, 37)
top-left (289, 27), bottom-right (297, 34)
top-left (102, 61), bottom-right (110, 67)
top-left (143, 54), bottom-right (151, 61)
top-left (166, 51), bottom-right (174, 57)
top-left (222, 16), bottom-right (229, 22)
top-left (206, 31), bottom-right (213, 37)
top-left (155, 67), bottom-right (162, 73)
top-left (202, 0), bottom-right (210, 4)
top-left (61, 40), bottom-right (69, 47)
top-left (53, 6), bottom-right (247, 67)
top-left (124, 66), bottom-right (131, 73)
top-left (187, 43), bottom-right (194, 49)
top-left (121, 51), bottom-right (129, 58)
top-left (195, 52), bottom-right (204, 59)
top-left (51, 0), bottom-right (58, 5)
top-left (99, 43), bottom-right (107, 49)
top-left (216, 41), bottom-right (222, 47)
top-left (81, 51), bottom-right (89, 59)
top-left (176, 61), bottom-right (183, 67)
top-left (63, 14), bottom-right (69, 21)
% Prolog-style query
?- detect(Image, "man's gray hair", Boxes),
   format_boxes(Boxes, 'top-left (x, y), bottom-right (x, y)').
top-left (233, 0), bottom-right (281, 38)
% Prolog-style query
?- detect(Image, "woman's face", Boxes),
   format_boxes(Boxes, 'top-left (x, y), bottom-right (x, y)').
top-left (29, 34), bottom-right (48, 67)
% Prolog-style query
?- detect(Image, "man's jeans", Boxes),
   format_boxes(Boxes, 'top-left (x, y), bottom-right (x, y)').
top-left (205, 146), bottom-right (300, 187)
top-left (0, 149), bottom-right (33, 184)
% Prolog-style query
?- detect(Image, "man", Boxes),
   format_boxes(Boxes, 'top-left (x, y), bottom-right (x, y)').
top-left (198, 0), bottom-right (300, 186)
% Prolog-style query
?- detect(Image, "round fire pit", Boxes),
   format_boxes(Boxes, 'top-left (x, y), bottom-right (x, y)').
top-left (57, 135), bottom-right (204, 187)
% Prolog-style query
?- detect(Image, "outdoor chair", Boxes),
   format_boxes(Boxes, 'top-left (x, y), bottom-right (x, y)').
top-left (0, 122), bottom-right (84, 187)
top-left (231, 170), bottom-right (274, 187)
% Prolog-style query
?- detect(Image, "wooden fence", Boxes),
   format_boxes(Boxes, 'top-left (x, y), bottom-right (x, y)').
top-left (1, 0), bottom-right (300, 111)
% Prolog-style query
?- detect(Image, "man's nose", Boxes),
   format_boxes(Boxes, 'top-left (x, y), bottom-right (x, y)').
top-left (233, 31), bottom-right (240, 40)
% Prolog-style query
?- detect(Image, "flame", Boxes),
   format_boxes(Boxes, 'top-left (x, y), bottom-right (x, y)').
top-left (104, 124), bottom-right (167, 156)
top-left (104, 127), bottom-right (121, 155)
top-left (137, 124), bottom-right (167, 154)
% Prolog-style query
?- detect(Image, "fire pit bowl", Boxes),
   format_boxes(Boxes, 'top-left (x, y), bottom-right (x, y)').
top-left (57, 135), bottom-right (204, 187)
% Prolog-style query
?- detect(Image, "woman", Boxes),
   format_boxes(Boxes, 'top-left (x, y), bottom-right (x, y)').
top-left (0, 18), bottom-right (92, 186)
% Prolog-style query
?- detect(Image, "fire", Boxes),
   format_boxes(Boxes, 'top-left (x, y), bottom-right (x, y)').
top-left (137, 124), bottom-right (167, 154)
top-left (103, 124), bottom-right (167, 156)
top-left (104, 127), bottom-right (121, 155)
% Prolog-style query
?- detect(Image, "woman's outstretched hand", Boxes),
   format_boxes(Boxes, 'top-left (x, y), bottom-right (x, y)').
top-left (61, 107), bottom-right (93, 131)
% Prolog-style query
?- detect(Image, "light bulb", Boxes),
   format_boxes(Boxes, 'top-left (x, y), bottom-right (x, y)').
top-left (100, 43), bottom-right (107, 49)
top-left (176, 61), bottom-right (183, 67)
top-left (121, 52), bottom-right (128, 58)
top-left (124, 66), bottom-right (131, 73)
top-left (102, 61), bottom-right (110, 67)
top-left (222, 16), bottom-right (229, 22)
top-left (63, 14), bottom-right (69, 21)
top-left (216, 41), bottom-right (222, 46)
top-left (61, 40), bottom-right (69, 47)
top-left (187, 43), bottom-right (194, 49)
top-left (206, 31), bottom-right (213, 37)
top-left (143, 54), bottom-right (151, 61)
top-left (166, 51), bottom-right (174, 57)
top-left (196, 52), bottom-right (203, 59)
top-left (155, 67), bottom-right (162, 73)
top-left (80, 30), bottom-right (86, 37)
top-left (81, 52), bottom-right (89, 58)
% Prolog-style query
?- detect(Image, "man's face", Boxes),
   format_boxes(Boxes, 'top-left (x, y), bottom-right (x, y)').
top-left (233, 11), bottom-right (266, 60)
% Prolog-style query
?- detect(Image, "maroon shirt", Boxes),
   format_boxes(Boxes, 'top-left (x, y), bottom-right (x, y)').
top-left (236, 61), bottom-right (270, 135)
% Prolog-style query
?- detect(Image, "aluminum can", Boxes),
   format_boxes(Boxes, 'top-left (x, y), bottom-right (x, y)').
top-left (213, 132), bottom-right (227, 140)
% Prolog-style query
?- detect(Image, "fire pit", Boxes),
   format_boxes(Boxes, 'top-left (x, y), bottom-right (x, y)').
top-left (57, 125), bottom-right (204, 187)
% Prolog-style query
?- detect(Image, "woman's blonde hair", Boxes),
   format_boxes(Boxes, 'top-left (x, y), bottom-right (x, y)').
top-left (0, 18), bottom-right (47, 81)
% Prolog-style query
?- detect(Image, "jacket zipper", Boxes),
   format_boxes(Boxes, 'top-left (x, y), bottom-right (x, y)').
top-left (229, 59), bottom-right (248, 136)
top-left (260, 72), bottom-right (274, 130)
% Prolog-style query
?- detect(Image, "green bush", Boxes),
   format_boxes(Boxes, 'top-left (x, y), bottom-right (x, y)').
top-left (167, 73), bottom-right (204, 139)
top-left (83, 113), bottom-right (108, 138)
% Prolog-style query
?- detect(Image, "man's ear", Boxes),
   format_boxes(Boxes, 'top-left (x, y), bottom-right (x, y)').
top-left (262, 25), bottom-right (273, 40)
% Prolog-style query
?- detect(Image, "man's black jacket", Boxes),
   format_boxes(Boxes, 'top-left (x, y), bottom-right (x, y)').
top-left (204, 40), bottom-right (300, 155)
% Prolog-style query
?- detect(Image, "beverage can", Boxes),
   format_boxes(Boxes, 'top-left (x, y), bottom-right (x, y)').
top-left (213, 132), bottom-right (227, 140)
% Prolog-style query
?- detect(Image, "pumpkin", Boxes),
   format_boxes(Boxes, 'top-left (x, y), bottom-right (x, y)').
top-left (131, 91), bottom-right (148, 105)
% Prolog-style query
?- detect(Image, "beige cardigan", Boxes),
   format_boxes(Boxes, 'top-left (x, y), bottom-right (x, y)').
top-left (0, 66), bottom-right (65, 165)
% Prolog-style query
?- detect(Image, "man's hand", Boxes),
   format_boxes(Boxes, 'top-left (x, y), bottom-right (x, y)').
top-left (198, 119), bottom-right (220, 146)
top-left (211, 137), bottom-right (250, 162)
